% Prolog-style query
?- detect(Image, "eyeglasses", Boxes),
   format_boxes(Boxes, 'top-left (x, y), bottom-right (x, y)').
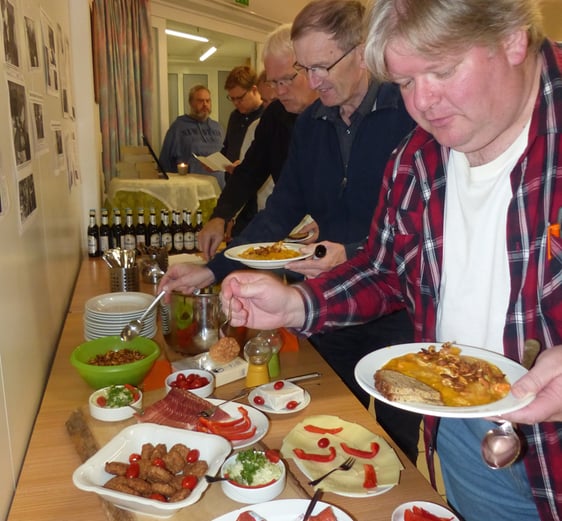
top-left (294, 45), bottom-right (358, 78)
top-left (226, 90), bottom-right (249, 103)
top-left (265, 72), bottom-right (298, 90)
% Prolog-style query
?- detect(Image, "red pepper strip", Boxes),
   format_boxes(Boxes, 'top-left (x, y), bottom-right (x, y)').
top-left (363, 463), bottom-right (377, 489)
top-left (303, 424), bottom-right (344, 435)
top-left (222, 426), bottom-right (257, 441)
top-left (293, 446), bottom-right (337, 462)
top-left (411, 506), bottom-right (454, 521)
top-left (206, 415), bottom-right (252, 436)
top-left (198, 412), bottom-right (247, 429)
top-left (340, 441), bottom-right (380, 459)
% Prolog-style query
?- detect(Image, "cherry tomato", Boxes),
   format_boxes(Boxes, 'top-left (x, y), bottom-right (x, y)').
top-left (149, 493), bottom-right (167, 502)
top-left (253, 395), bottom-right (265, 405)
top-left (317, 437), bottom-right (330, 449)
top-left (96, 396), bottom-right (107, 407)
top-left (128, 453), bottom-right (142, 463)
top-left (265, 449), bottom-right (280, 463)
top-left (177, 373), bottom-right (186, 381)
top-left (181, 475), bottom-right (198, 490)
top-left (186, 449), bottom-right (200, 463)
top-left (125, 462), bottom-right (140, 479)
top-left (152, 457), bottom-right (166, 468)
top-left (286, 400), bottom-right (299, 410)
top-left (273, 381), bottom-right (285, 390)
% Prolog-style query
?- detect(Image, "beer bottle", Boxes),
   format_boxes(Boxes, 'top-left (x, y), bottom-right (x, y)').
top-left (123, 208), bottom-right (136, 251)
top-left (147, 207), bottom-right (160, 248)
top-left (87, 209), bottom-right (100, 257)
top-left (135, 207), bottom-right (147, 247)
top-left (112, 209), bottom-right (124, 249)
top-left (194, 209), bottom-right (203, 252)
top-left (159, 210), bottom-right (172, 252)
top-left (99, 208), bottom-right (111, 253)
top-left (183, 209), bottom-right (195, 253)
top-left (171, 210), bottom-right (184, 254)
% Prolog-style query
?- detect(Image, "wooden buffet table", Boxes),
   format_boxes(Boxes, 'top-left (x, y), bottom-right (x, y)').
top-left (7, 258), bottom-right (444, 521)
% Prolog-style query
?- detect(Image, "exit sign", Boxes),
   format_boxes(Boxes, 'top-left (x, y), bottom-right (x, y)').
top-left (234, 0), bottom-right (249, 5)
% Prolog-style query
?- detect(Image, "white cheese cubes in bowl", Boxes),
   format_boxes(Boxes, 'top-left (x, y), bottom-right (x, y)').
top-left (249, 380), bottom-right (309, 413)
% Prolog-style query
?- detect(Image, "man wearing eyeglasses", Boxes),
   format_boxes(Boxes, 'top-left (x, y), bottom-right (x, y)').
top-left (161, 1), bottom-right (421, 463)
top-left (221, 65), bottom-right (265, 234)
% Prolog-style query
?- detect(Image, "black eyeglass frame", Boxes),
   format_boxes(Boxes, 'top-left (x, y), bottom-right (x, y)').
top-left (265, 72), bottom-right (299, 90)
top-left (293, 45), bottom-right (358, 77)
top-left (226, 90), bottom-right (250, 103)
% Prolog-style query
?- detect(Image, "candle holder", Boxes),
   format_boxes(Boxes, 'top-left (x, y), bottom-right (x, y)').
top-left (177, 162), bottom-right (188, 175)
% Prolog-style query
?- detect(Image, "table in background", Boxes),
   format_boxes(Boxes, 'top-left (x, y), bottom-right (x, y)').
top-left (106, 173), bottom-right (221, 223)
top-left (7, 258), bottom-right (446, 521)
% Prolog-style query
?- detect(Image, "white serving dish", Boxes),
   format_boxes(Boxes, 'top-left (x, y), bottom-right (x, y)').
top-left (88, 385), bottom-right (143, 422)
top-left (212, 499), bottom-right (354, 521)
top-left (220, 451), bottom-right (286, 504)
top-left (164, 368), bottom-right (214, 397)
top-left (72, 423), bottom-right (231, 517)
top-left (391, 501), bottom-right (459, 521)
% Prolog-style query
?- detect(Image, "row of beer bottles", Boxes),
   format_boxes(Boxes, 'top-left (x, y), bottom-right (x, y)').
top-left (87, 207), bottom-right (203, 257)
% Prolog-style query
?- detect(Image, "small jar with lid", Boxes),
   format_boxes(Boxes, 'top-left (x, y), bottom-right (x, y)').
top-left (243, 336), bottom-right (272, 387)
top-left (257, 329), bottom-right (283, 378)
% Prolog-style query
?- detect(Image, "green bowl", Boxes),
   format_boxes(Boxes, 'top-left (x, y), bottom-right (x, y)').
top-left (70, 336), bottom-right (160, 389)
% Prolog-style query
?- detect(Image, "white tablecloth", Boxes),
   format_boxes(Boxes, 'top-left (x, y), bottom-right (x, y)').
top-left (107, 173), bottom-right (221, 214)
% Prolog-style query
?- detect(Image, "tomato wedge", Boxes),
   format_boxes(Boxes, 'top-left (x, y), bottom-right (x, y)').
top-left (293, 446), bottom-right (337, 462)
top-left (303, 424), bottom-right (343, 435)
top-left (363, 463), bottom-right (377, 488)
top-left (340, 441), bottom-right (380, 459)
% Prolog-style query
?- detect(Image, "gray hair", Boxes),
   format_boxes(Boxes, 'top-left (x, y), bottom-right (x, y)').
top-left (291, 0), bottom-right (366, 52)
top-left (262, 23), bottom-right (294, 62)
top-left (365, 0), bottom-right (544, 81)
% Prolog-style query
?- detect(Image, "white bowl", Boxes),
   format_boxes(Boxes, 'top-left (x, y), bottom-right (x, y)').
top-left (89, 385), bottom-right (143, 422)
top-left (165, 369), bottom-right (214, 398)
top-left (72, 423), bottom-right (232, 517)
top-left (391, 501), bottom-right (459, 521)
top-left (220, 451), bottom-right (286, 504)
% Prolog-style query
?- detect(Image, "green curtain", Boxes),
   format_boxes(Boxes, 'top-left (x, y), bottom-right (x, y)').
top-left (92, 0), bottom-right (153, 191)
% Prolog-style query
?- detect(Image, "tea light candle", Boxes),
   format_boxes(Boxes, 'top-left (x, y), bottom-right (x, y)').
top-left (177, 162), bottom-right (188, 175)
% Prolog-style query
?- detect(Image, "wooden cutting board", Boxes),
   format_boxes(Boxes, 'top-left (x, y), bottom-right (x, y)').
top-left (66, 407), bottom-right (310, 521)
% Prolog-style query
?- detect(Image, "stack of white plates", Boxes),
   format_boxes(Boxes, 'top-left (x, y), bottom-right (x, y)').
top-left (84, 292), bottom-right (158, 340)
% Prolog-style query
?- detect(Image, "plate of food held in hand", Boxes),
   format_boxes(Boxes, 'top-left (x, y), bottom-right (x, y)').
top-left (248, 380), bottom-right (311, 415)
top-left (224, 241), bottom-right (312, 269)
top-left (281, 414), bottom-right (403, 497)
top-left (137, 387), bottom-right (269, 449)
top-left (354, 341), bottom-right (534, 418)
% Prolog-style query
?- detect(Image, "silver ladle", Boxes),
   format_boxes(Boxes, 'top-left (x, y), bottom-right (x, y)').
top-left (120, 290), bottom-right (166, 342)
top-left (480, 339), bottom-right (540, 469)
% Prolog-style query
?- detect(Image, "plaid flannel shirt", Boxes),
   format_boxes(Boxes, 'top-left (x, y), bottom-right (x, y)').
top-left (297, 40), bottom-right (562, 520)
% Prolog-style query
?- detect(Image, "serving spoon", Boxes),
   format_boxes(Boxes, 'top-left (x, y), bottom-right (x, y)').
top-left (120, 290), bottom-right (166, 342)
top-left (480, 339), bottom-right (540, 469)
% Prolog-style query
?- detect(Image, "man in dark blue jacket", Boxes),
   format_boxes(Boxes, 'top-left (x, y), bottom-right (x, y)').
top-left (160, 0), bottom-right (421, 463)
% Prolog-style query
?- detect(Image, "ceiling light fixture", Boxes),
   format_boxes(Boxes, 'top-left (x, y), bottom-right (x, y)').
top-left (165, 29), bottom-right (209, 43)
top-left (199, 46), bottom-right (218, 62)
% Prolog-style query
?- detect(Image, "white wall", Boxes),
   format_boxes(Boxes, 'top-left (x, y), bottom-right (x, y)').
top-left (0, 0), bottom-right (97, 518)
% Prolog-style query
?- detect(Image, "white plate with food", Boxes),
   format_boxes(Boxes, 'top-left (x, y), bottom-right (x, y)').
top-left (392, 501), bottom-right (460, 521)
top-left (73, 423), bottom-right (231, 517)
top-left (281, 415), bottom-right (402, 497)
top-left (354, 342), bottom-right (534, 418)
top-left (212, 498), bottom-right (354, 521)
top-left (209, 399), bottom-right (270, 450)
top-left (224, 242), bottom-right (312, 270)
top-left (248, 383), bottom-right (311, 415)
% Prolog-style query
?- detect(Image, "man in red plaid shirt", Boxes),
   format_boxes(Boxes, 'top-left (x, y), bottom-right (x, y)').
top-left (220, 0), bottom-right (562, 520)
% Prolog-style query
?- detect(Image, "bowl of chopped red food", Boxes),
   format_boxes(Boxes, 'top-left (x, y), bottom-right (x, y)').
top-left (219, 449), bottom-right (286, 504)
top-left (165, 369), bottom-right (214, 398)
top-left (70, 335), bottom-right (160, 389)
top-left (89, 384), bottom-right (143, 422)
top-left (391, 501), bottom-right (459, 521)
